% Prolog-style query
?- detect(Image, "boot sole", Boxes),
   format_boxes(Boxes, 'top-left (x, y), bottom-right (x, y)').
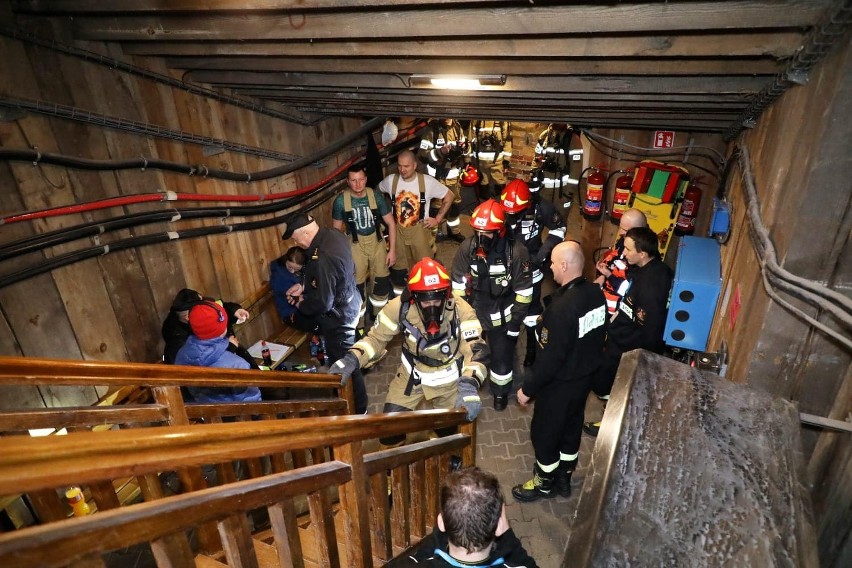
top-left (511, 488), bottom-right (556, 502)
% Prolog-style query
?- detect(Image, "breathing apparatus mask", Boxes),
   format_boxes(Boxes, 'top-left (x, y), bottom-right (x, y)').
top-left (413, 290), bottom-right (448, 340)
top-left (474, 230), bottom-right (497, 259)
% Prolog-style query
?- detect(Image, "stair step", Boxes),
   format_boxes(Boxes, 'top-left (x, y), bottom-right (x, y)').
top-left (195, 554), bottom-right (228, 568)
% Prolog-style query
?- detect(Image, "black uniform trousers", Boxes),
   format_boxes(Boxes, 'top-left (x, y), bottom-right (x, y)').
top-left (295, 311), bottom-right (368, 414)
top-left (485, 328), bottom-right (517, 397)
top-left (530, 375), bottom-right (593, 466)
top-left (590, 341), bottom-right (625, 398)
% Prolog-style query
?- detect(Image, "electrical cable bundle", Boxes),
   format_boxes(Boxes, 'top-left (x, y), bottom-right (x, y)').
top-left (0, 120), bottom-right (428, 289)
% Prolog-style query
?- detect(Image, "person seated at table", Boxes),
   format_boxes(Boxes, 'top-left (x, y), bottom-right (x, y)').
top-left (174, 300), bottom-right (262, 403)
top-left (162, 288), bottom-right (258, 369)
top-left (270, 246), bottom-right (306, 322)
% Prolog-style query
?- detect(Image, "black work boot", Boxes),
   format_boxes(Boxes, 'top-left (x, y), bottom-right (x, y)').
top-left (523, 327), bottom-right (537, 367)
top-left (493, 395), bottom-right (508, 411)
top-left (512, 464), bottom-right (555, 502)
top-left (583, 421), bottom-right (601, 437)
top-left (448, 231), bottom-right (465, 243)
top-left (554, 459), bottom-right (576, 498)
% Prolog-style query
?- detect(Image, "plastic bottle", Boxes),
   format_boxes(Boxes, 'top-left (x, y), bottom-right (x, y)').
top-left (65, 486), bottom-right (92, 517)
top-left (317, 336), bottom-right (327, 365)
top-left (310, 334), bottom-right (320, 359)
top-left (261, 340), bottom-right (272, 366)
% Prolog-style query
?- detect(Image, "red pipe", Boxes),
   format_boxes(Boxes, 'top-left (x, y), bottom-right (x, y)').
top-left (1, 123), bottom-right (425, 225)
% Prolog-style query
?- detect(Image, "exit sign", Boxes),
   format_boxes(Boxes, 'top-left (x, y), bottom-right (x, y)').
top-left (653, 130), bottom-right (675, 149)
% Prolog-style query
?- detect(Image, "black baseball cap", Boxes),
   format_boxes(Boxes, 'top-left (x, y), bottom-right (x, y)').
top-left (281, 212), bottom-right (314, 240)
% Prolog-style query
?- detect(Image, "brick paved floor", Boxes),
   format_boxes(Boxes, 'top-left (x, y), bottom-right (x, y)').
top-left (362, 330), bottom-right (603, 568)
top-left (357, 226), bottom-right (604, 568)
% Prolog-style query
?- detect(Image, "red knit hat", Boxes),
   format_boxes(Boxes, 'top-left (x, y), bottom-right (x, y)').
top-left (188, 301), bottom-right (227, 340)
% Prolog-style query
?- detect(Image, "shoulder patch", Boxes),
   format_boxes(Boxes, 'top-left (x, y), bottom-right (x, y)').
top-left (310, 277), bottom-right (318, 289)
top-left (540, 327), bottom-right (549, 344)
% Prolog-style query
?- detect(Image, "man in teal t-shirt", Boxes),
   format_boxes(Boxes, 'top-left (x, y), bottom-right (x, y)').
top-left (332, 163), bottom-right (397, 333)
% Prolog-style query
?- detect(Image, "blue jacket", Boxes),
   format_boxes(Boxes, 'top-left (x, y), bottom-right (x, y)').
top-left (270, 259), bottom-right (301, 321)
top-left (174, 335), bottom-right (262, 403)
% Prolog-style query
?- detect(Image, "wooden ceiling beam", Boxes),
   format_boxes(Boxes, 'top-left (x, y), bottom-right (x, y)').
top-left (122, 32), bottom-right (805, 59)
top-left (294, 106), bottom-right (733, 131)
top-left (234, 87), bottom-right (752, 104)
top-left (12, 0), bottom-right (522, 13)
top-left (239, 93), bottom-right (748, 111)
top-left (185, 71), bottom-right (768, 94)
top-left (172, 57), bottom-right (783, 77)
top-left (69, 1), bottom-right (829, 41)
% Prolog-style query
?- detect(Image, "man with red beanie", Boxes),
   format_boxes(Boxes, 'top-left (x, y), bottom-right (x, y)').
top-left (174, 300), bottom-right (262, 403)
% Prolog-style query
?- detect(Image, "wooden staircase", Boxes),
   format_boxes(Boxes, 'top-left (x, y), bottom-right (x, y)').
top-left (0, 346), bottom-right (475, 567)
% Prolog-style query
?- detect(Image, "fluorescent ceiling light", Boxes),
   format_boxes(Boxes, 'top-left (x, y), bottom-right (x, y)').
top-left (409, 75), bottom-right (506, 90)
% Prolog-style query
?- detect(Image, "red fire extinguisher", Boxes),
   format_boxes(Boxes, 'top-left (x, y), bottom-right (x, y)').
top-left (675, 181), bottom-right (702, 235)
top-left (582, 167), bottom-right (606, 221)
top-left (609, 170), bottom-right (633, 224)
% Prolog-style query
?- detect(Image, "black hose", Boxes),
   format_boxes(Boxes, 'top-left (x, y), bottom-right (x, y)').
top-left (0, 180), bottom-right (344, 289)
top-left (0, 116), bottom-right (384, 183)
top-left (0, 122), bottom-right (424, 262)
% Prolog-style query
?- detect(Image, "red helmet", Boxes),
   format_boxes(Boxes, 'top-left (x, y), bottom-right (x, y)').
top-left (500, 179), bottom-right (531, 214)
top-left (469, 199), bottom-right (506, 234)
top-left (408, 258), bottom-right (451, 294)
top-left (408, 258), bottom-right (451, 338)
top-left (460, 164), bottom-right (481, 187)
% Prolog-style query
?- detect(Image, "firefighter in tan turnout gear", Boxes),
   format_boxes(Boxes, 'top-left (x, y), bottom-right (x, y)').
top-left (330, 258), bottom-right (490, 447)
top-left (419, 118), bottom-right (469, 242)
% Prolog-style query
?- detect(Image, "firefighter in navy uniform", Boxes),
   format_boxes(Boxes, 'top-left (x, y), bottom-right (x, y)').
top-left (513, 241), bottom-right (607, 502)
top-left (499, 178), bottom-right (567, 367)
top-left (329, 258), bottom-right (490, 447)
top-left (594, 208), bottom-right (648, 315)
top-left (450, 199), bottom-right (533, 411)
top-left (282, 212), bottom-right (368, 414)
top-left (470, 120), bottom-right (511, 200)
top-left (584, 226), bottom-right (673, 437)
top-left (418, 118), bottom-right (469, 242)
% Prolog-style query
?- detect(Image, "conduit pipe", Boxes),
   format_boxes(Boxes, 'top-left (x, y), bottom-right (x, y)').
top-left (0, 25), bottom-right (322, 127)
top-left (736, 144), bottom-right (852, 350)
top-left (0, 128), bottom-right (423, 261)
top-left (0, 181), bottom-right (345, 290)
top-left (1, 116), bottom-right (387, 224)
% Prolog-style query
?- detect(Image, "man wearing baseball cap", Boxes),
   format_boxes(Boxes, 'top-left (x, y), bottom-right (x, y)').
top-left (282, 211), bottom-right (367, 414)
top-left (174, 300), bottom-right (262, 403)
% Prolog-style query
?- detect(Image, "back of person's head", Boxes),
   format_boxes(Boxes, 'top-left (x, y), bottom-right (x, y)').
top-left (283, 246), bottom-right (307, 266)
top-left (170, 288), bottom-right (202, 313)
top-left (188, 301), bottom-right (227, 340)
top-left (625, 226), bottom-right (660, 258)
top-left (440, 467), bottom-right (503, 554)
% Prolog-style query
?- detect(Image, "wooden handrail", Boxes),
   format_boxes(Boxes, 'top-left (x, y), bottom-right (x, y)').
top-left (0, 462), bottom-right (352, 568)
top-left (0, 354), bottom-right (342, 389)
top-left (0, 399), bottom-right (349, 433)
top-left (0, 412), bottom-right (475, 568)
top-left (0, 354), bottom-right (356, 414)
top-left (0, 410), bottom-right (470, 495)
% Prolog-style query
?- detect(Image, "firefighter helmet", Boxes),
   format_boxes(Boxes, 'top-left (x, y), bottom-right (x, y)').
top-left (408, 258), bottom-right (451, 295)
top-left (500, 179), bottom-right (531, 214)
top-left (460, 164), bottom-right (481, 187)
top-left (407, 258), bottom-right (451, 339)
top-left (469, 199), bottom-right (506, 234)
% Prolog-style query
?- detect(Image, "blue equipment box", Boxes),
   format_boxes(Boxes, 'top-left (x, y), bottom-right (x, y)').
top-left (664, 236), bottom-right (722, 351)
